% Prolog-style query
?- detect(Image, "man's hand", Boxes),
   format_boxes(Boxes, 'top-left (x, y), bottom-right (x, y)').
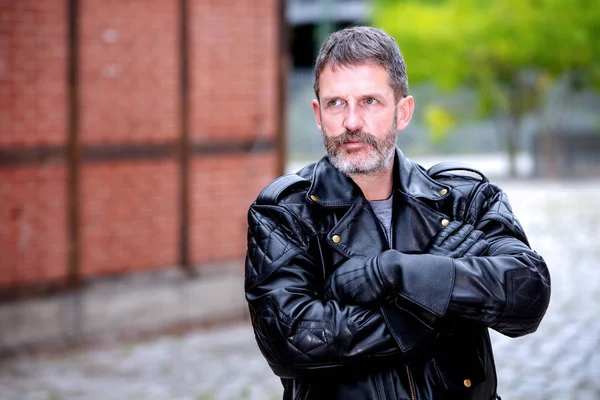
top-left (325, 250), bottom-right (401, 306)
top-left (325, 221), bottom-right (489, 306)
top-left (426, 221), bottom-right (489, 258)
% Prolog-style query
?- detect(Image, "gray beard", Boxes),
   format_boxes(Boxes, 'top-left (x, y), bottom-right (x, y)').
top-left (322, 120), bottom-right (398, 176)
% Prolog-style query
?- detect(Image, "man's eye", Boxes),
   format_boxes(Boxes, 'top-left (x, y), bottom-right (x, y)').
top-left (328, 99), bottom-right (342, 107)
top-left (364, 97), bottom-right (377, 105)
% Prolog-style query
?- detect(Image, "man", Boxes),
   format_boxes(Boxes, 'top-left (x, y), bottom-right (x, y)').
top-left (245, 26), bottom-right (550, 400)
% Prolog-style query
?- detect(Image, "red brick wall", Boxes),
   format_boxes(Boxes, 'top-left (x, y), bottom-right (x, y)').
top-left (190, 0), bottom-right (279, 142)
top-left (190, 153), bottom-right (277, 264)
top-left (79, 0), bottom-right (180, 145)
top-left (80, 161), bottom-right (179, 276)
top-left (0, 0), bottom-right (67, 147)
top-left (0, 0), bottom-right (281, 290)
top-left (0, 166), bottom-right (68, 286)
top-left (0, 0), bottom-right (69, 287)
top-left (189, 0), bottom-right (280, 265)
top-left (78, 0), bottom-right (181, 276)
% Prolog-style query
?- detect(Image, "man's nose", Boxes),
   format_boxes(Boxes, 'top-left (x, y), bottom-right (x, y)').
top-left (342, 105), bottom-right (363, 132)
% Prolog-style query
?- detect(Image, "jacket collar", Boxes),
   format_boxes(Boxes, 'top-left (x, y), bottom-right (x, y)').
top-left (306, 147), bottom-right (450, 207)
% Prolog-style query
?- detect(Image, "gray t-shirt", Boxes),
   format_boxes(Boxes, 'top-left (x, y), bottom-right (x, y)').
top-left (369, 195), bottom-right (393, 246)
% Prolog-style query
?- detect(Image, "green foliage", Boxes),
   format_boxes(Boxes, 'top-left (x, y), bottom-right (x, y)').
top-left (374, 0), bottom-right (600, 117)
top-left (424, 104), bottom-right (455, 143)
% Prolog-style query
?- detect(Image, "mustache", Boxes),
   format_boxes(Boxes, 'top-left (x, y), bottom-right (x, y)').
top-left (328, 130), bottom-right (379, 150)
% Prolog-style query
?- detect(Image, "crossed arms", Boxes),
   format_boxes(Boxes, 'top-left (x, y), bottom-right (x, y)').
top-left (244, 192), bottom-right (550, 379)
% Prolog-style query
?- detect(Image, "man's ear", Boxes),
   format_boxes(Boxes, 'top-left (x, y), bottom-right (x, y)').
top-left (312, 99), bottom-right (322, 132)
top-left (396, 95), bottom-right (415, 131)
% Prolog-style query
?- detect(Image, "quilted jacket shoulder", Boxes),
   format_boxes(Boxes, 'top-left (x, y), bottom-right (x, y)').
top-left (245, 168), bottom-right (316, 291)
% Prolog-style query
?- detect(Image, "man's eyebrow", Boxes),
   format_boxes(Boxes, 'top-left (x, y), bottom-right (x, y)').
top-left (320, 96), bottom-right (340, 104)
top-left (321, 92), bottom-right (387, 102)
top-left (361, 92), bottom-right (386, 99)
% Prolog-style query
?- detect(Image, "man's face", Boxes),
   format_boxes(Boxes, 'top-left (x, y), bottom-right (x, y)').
top-left (312, 63), bottom-right (414, 175)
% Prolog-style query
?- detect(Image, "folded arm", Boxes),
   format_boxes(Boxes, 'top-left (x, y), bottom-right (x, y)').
top-left (245, 204), bottom-right (402, 379)
top-left (326, 188), bottom-right (551, 338)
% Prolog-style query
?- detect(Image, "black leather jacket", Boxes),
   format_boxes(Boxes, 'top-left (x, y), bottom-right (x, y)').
top-left (245, 149), bottom-right (550, 400)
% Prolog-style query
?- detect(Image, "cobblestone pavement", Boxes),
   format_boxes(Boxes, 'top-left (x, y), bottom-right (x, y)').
top-left (1, 179), bottom-right (599, 400)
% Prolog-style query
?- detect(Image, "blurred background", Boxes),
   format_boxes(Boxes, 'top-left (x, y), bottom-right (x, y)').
top-left (0, 0), bottom-right (599, 399)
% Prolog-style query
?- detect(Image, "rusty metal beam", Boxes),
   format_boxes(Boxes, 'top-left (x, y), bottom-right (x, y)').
top-left (66, 0), bottom-right (81, 289)
top-left (276, 0), bottom-right (289, 177)
top-left (178, 0), bottom-right (192, 274)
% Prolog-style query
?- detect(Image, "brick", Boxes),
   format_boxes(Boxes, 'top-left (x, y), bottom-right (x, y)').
top-left (0, 0), bottom-right (67, 148)
top-left (189, 0), bottom-right (280, 142)
top-left (80, 161), bottom-right (179, 276)
top-left (0, 166), bottom-right (68, 286)
top-left (2, 0), bottom-right (282, 288)
top-left (190, 153), bottom-right (277, 264)
top-left (79, 0), bottom-right (179, 145)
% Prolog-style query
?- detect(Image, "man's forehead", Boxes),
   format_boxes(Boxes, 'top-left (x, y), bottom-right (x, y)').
top-left (319, 62), bottom-right (393, 95)
top-left (322, 60), bottom-right (385, 74)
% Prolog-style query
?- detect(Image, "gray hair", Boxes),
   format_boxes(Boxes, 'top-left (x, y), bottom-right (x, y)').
top-left (313, 26), bottom-right (409, 102)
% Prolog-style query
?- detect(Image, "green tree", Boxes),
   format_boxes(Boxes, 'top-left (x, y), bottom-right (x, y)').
top-left (374, 0), bottom-right (600, 176)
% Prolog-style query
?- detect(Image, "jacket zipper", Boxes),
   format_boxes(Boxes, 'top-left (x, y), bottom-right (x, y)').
top-left (482, 330), bottom-right (499, 398)
top-left (374, 372), bottom-right (385, 400)
top-left (405, 364), bottom-right (416, 400)
top-left (315, 235), bottom-right (326, 280)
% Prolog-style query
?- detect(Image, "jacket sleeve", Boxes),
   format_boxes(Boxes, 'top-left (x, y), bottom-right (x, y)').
top-left (245, 203), bottom-right (402, 379)
top-left (387, 184), bottom-right (550, 338)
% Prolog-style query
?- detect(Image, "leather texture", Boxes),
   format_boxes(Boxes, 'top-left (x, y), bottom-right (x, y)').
top-left (426, 221), bottom-right (490, 258)
top-left (324, 222), bottom-right (490, 309)
top-left (245, 149), bottom-right (550, 400)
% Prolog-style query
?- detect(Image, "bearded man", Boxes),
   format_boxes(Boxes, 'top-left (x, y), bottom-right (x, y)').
top-left (245, 26), bottom-right (550, 400)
